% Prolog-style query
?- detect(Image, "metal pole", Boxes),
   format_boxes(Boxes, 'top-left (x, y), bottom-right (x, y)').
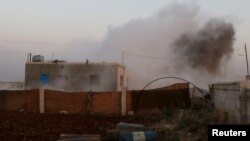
top-left (245, 43), bottom-right (249, 76)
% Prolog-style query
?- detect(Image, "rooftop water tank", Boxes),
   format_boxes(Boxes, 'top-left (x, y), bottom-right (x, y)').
top-left (32, 55), bottom-right (44, 62)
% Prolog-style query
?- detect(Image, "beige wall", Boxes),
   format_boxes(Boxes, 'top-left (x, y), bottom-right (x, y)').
top-left (211, 81), bottom-right (250, 123)
top-left (117, 66), bottom-right (128, 91)
top-left (0, 82), bottom-right (24, 90)
top-left (25, 62), bottom-right (125, 92)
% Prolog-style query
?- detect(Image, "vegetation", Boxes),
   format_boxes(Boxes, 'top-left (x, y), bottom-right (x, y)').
top-left (135, 104), bottom-right (229, 141)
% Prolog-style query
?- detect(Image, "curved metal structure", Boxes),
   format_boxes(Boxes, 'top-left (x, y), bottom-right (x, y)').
top-left (142, 76), bottom-right (206, 96)
top-left (133, 76), bottom-right (210, 112)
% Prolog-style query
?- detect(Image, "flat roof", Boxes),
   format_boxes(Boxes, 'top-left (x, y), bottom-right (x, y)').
top-left (26, 61), bottom-right (125, 68)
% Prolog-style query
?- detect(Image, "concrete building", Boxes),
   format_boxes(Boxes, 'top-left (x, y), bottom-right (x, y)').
top-left (25, 60), bottom-right (128, 92)
top-left (210, 81), bottom-right (250, 123)
top-left (0, 82), bottom-right (24, 90)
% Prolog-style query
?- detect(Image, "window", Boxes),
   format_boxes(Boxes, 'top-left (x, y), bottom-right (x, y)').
top-left (57, 74), bottom-right (68, 80)
top-left (90, 75), bottom-right (100, 85)
top-left (120, 75), bottom-right (124, 86)
top-left (57, 74), bottom-right (63, 78)
top-left (40, 74), bottom-right (49, 85)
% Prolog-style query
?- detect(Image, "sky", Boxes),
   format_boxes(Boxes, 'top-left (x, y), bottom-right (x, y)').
top-left (0, 0), bottom-right (250, 87)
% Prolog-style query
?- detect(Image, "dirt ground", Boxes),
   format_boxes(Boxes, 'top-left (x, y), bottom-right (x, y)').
top-left (0, 112), bottom-right (144, 141)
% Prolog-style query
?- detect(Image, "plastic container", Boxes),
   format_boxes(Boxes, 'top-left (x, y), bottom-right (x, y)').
top-left (119, 131), bottom-right (158, 141)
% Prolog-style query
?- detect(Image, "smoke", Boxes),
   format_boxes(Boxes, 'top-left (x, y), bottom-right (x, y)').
top-left (27, 2), bottom-right (235, 90)
top-left (96, 2), bottom-right (236, 89)
top-left (97, 2), bottom-right (199, 89)
top-left (0, 2), bottom-right (237, 90)
top-left (173, 18), bottom-right (235, 73)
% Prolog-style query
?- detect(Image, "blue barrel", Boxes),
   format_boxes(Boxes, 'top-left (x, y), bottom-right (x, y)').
top-left (116, 122), bottom-right (145, 130)
top-left (119, 131), bottom-right (158, 141)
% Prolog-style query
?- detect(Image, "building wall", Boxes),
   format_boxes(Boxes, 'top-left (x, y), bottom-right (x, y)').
top-left (211, 81), bottom-right (250, 123)
top-left (117, 66), bottom-right (128, 91)
top-left (25, 62), bottom-right (126, 92)
top-left (0, 82), bottom-right (24, 90)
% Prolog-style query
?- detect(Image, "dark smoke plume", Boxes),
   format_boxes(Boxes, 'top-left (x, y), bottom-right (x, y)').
top-left (173, 18), bottom-right (235, 73)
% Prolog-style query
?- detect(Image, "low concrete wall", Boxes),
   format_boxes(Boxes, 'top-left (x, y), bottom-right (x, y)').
top-left (0, 83), bottom-right (191, 115)
top-left (210, 81), bottom-right (250, 123)
top-left (44, 90), bottom-right (88, 113)
top-left (92, 92), bottom-right (121, 115)
top-left (0, 89), bottom-right (122, 115)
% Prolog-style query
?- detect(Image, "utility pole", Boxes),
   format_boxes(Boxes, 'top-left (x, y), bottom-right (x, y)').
top-left (122, 51), bottom-right (124, 65)
top-left (245, 43), bottom-right (250, 80)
